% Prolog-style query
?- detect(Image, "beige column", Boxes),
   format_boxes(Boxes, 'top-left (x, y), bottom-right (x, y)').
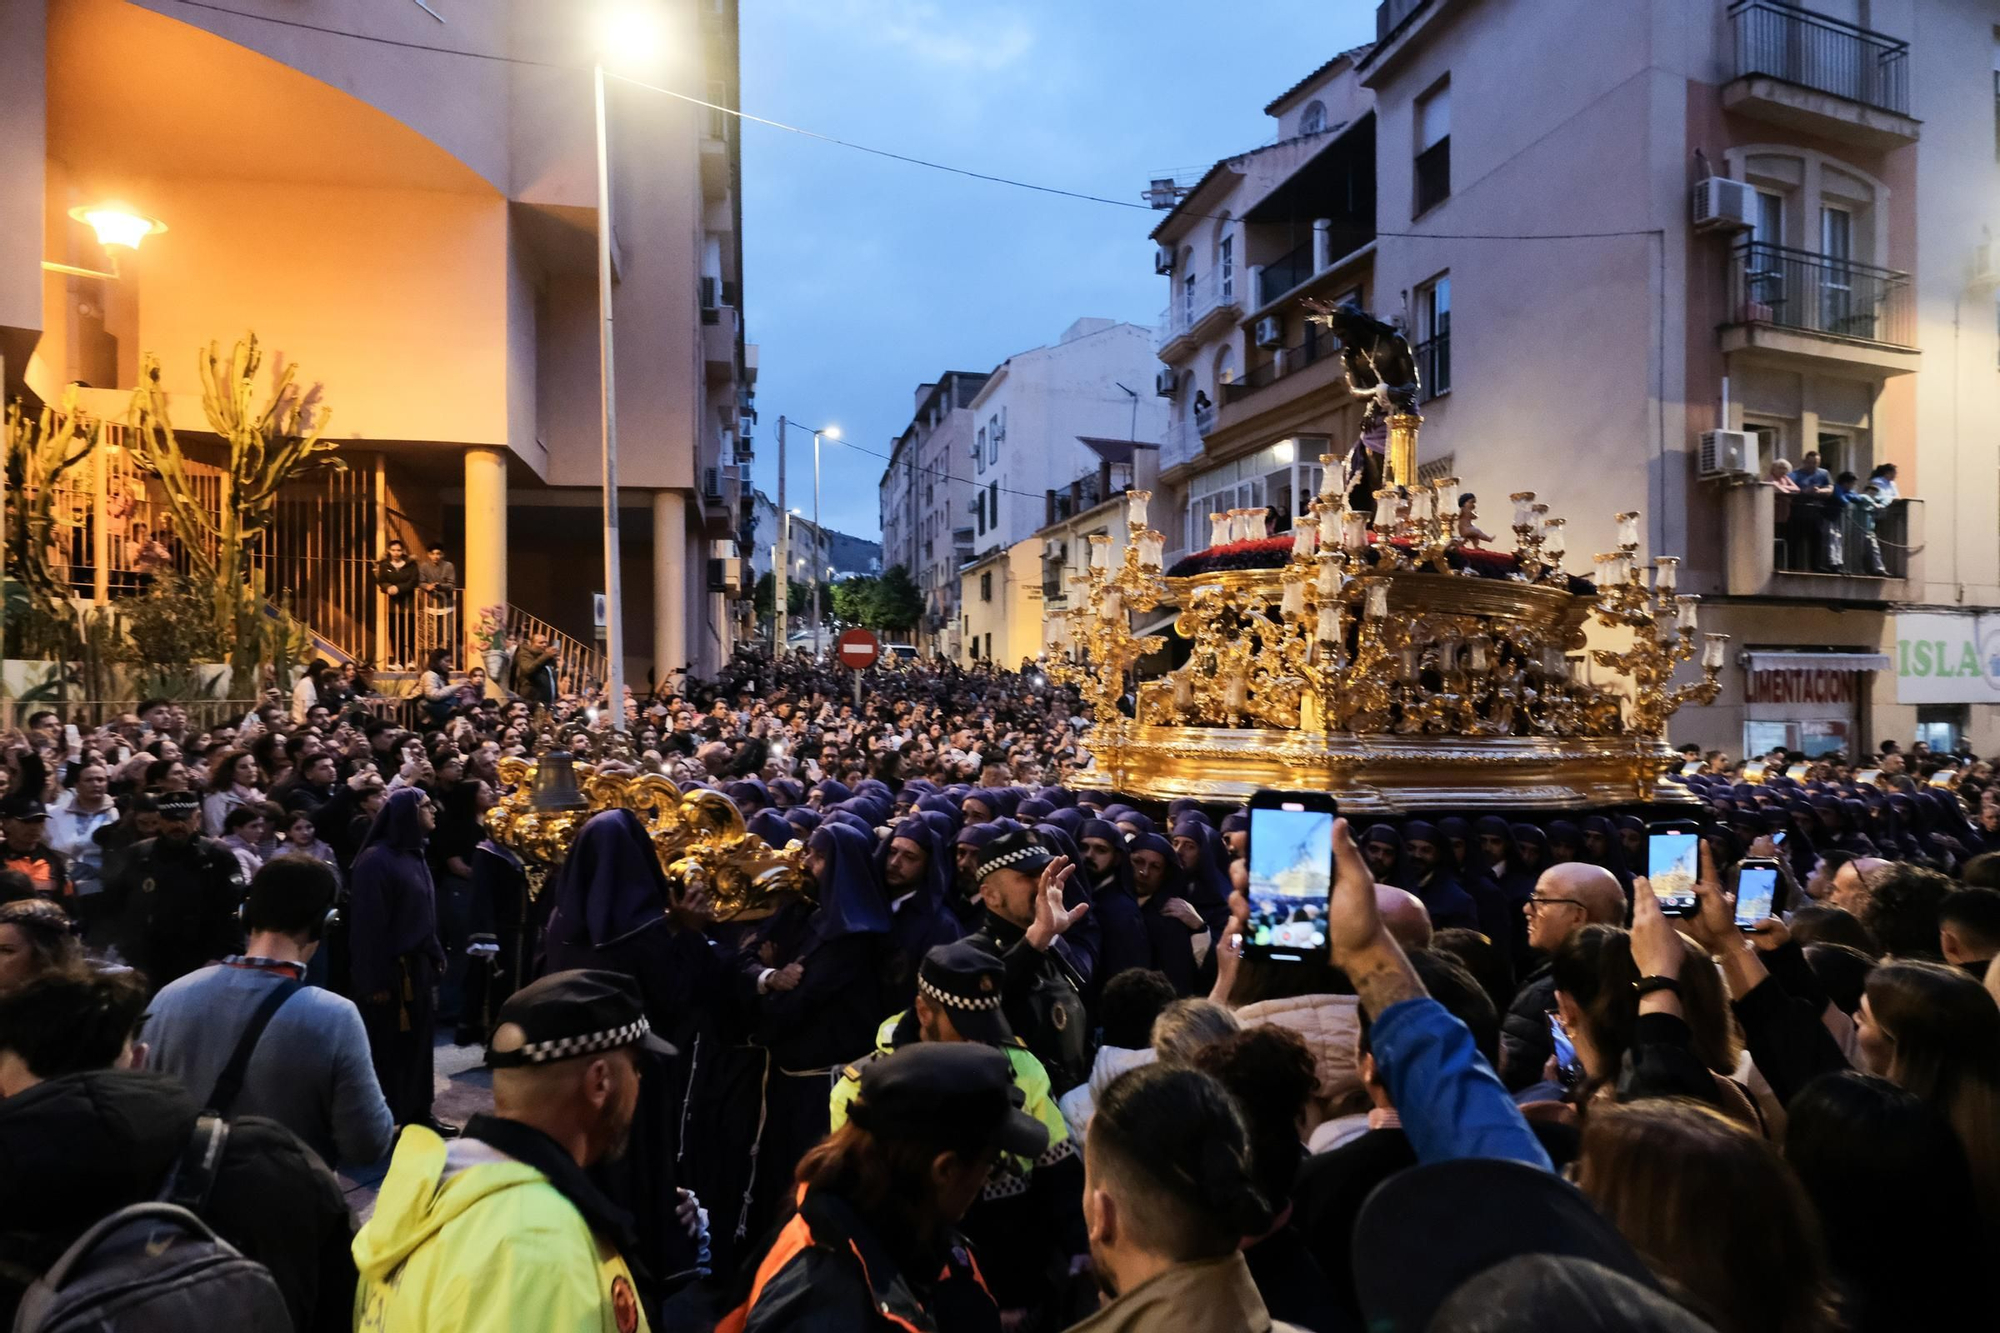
top-left (653, 490), bottom-right (687, 690)
top-left (462, 452), bottom-right (508, 684)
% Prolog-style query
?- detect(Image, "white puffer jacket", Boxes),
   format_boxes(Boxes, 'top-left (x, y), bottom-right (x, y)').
top-left (1235, 991), bottom-right (1363, 1108)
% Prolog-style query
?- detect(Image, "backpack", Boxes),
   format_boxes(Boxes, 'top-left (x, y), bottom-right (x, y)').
top-left (11, 1116), bottom-right (291, 1333)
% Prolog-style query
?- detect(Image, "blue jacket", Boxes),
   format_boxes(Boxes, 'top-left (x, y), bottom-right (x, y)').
top-left (1370, 996), bottom-right (1551, 1172)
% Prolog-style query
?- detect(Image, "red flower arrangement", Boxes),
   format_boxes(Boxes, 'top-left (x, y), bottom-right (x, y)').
top-left (1167, 533), bottom-right (1593, 594)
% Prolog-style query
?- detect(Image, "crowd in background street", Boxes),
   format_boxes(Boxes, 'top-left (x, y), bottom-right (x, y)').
top-left (0, 641), bottom-right (1993, 1332)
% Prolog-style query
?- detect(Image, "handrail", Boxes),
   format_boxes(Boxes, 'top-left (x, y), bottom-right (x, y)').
top-left (1728, 0), bottom-right (1909, 116)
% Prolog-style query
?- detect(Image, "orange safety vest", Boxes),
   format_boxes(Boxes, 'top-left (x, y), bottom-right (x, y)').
top-left (716, 1186), bottom-right (991, 1333)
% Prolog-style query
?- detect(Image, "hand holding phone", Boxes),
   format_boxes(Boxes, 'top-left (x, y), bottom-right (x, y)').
top-left (1244, 790), bottom-right (1339, 962)
top-left (1733, 859), bottom-right (1784, 930)
top-left (1646, 823), bottom-right (1701, 917)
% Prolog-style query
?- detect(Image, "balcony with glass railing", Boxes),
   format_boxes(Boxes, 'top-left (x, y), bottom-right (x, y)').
top-left (1724, 1), bottom-right (1917, 149)
top-left (1155, 270), bottom-right (1243, 357)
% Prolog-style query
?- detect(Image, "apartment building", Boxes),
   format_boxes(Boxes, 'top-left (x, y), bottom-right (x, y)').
top-left (1150, 0), bottom-right (2000, 755)
top-left (3, 0), bottom-right (754, 687)
top-left (879, 371), bottom-right (989, 656)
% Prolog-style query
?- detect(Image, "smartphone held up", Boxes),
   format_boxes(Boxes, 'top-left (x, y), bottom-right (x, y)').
top-left (1646, 822), bottom-right (1700, 917)
top-left (1244, 790), bottom-right (1338, 963)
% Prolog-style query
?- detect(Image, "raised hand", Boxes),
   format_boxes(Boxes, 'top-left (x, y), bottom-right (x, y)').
top-left (1025, 855), bottom-right (1088, 950)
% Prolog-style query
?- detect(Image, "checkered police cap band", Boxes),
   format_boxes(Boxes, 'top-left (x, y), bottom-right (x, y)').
top-left (488, 1016), bottom-right (652, 1067)
top-left (973, 842), bottom-right (1047, 881)
top-left (918, 975), bottom-right (1002, 1013)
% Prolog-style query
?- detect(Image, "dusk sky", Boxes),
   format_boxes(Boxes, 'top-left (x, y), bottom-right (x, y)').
top-left (739, 0), bottom-right (1376, 544)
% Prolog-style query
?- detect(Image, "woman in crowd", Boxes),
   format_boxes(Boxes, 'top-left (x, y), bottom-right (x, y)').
top-left (201, 746), bottom-right (263, 838)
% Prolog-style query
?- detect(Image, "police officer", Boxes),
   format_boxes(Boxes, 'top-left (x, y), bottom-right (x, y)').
top-left (830, 941), bottom-right (1084, 1326)
top-left (354, 969), bottom-right (675, 1333)
top-left (104, 788), bottom-right (244, 992)
top-left (721, 1043), bottom-right (1046, 1333)
top-left (962, 822), bottom-right (1091, 1094)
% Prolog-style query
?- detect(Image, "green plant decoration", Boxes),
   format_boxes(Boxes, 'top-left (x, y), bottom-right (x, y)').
top-left (3, 392), bottom-right (97, 663)
top-left (128, 333), bottom-right (342, 695)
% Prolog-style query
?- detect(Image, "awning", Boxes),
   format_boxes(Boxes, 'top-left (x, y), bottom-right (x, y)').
top-left (1742, 651), bottom-right (1891, 672)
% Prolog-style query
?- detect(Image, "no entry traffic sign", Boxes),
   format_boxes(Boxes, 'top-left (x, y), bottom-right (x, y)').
top-left (837, 628), bottom-right (880, 670)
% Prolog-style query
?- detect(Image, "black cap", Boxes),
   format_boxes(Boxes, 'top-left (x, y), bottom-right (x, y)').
top-left (1353, 1158), bottom-right (1660, 1332)
top-left (848, 1043), bottom-right (1046, 1159)
top-left (916, 940), bottom-right (1012, 1046)
top-left (153, 790), bottom-right (201, 819)
top-left (971, 821), bottom-right (1053, 885)
top-left (0, 793), bottom-right (47, 821)
top-left (486, 968), bottom-right (677, 1068)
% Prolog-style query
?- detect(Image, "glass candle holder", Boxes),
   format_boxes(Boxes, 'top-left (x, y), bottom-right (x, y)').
top-left (1342, 511), bottom-right (1369, 552)
top-left (1530, 503), bottom-right (1549, 536)
top-left (1315, 555), bottom-right (1341, 598)
top-left (1100, 589), bottom-right (1122, 622)
top-left (1090, 535), bottom-right (1113, 572)
top-left (1702, 634), bottom-right (1728, 670)
top-left (1281, 578), bottom-right (1306, 619)
top-left (1319, 602), bottom-right (1344, 647)
top-left (1408, 487), bottom-right (1433, 523)
top-left (1365, 582), bottom-right (1390, 620)
top-left (1374, 488), bottom-right (1400, 529)
top-left (1653, 556), bottom-right (1678, 592)
top-left (1511, 491), bottom-right (1537, 528)
top-left (1616, 511), bottom-right (1640, 549)
top-left (1542, 518), bottom-right (1567, 557)
top-left (1319, 455), bottom-right (1342, 499)
top-left (1676, 595), bottom-right (1698, 631)
top-left (1209, 512), bottom-right (1231, 549)
top-left (1127, 489), bottom-right (1151, 528)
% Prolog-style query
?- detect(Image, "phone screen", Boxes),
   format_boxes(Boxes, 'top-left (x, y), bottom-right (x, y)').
top-left (1549, 1013), bottom-right (1581, 1086)
top-left (1246, 803), bottom-right (1334, 960)
top-left (1647, 830), bottom-right (1700, 914)
top-left (1736, 865), bottom-right (1779, 928)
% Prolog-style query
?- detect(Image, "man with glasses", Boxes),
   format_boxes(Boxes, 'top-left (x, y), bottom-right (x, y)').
top-left (1496, 862), bottom-right (1624, 1091)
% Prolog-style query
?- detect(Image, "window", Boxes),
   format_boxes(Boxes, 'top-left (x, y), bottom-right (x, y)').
top-left (1917, 704), bottom-right (1967, 752)
top-left (1214, 346), bottom-right (1236, 387)
top-left (1414, 79), bottom-right (1451, 215)
top-left (988, 481), bottom-right (999, 531)
top-left (1416, 275), bottom-right (1450, 399)
top-left (975, 428), bottom-right (987, 474)
top-left (1182, 270), bottom-right (1196, 327)
top-left (988, 414), bottom-right (1001, 463)
top-left (1219, 234), bottom-right (1234, 305)
top-left (980, 571), bottom-right (993, 602)
top-left (975, 493), bottom-right (986, 535)
top-left (1820, 205), bottom-right (1854, 332)
top-left (984, 633), bottom-right (992, 660)
top-left (1300, 100), bottom-right (1326, 135)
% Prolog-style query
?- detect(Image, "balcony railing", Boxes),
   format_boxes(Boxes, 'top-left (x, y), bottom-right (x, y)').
top-left (1257, 242), bottom-right (1316, 308)
top-left (1728, 1), bottom-right (1908, 116)
top-left (1729, 241), bottom-right (1913, 348)
top-left (1776, 496), bottom-right (1910, 579)
top-left (1047, 462), bottom-right (1136, 522)
top-left (1155, 272), bottom-right (1239, 352)
top-left (1417, 331), bottom-right (1450, 400)
top-left (1225, 325), bottom-right (1337, 404)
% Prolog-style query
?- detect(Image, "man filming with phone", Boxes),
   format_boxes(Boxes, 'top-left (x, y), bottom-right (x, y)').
top-left (1497, 864), bottom-right (1624, 1091)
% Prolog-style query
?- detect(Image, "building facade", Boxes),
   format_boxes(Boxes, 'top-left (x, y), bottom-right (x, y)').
top-left (3, 0), bottom-right (754, 688)
top-left (879, 371), bottom-right (989, 656)
top-left (1149, 0), bottom-right (2000, 756)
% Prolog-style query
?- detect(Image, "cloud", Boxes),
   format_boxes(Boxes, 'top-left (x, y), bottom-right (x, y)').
top-left (787, 0), bottom-right (1035, 73)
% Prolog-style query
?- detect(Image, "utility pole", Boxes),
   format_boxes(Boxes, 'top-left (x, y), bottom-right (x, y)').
top-left (593, 61), bottom-right (626, 729)
top-left (810, 428), bottom-right (823, 658)
top-left (775, 415), bottom-right (788, 653)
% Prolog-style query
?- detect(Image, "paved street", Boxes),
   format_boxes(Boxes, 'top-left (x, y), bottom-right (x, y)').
top-left (337, 1034), bottom-right (496, 1221)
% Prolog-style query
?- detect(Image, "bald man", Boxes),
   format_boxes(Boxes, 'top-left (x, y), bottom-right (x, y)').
top-left (1828, 856), bottom-right (1892, 919)
top-left (1375, 884), bottom-right (1434, 953)
top-left (1497, 863), bottom-right (1625, 1090)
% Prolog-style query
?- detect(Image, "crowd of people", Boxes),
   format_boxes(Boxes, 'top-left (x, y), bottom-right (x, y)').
top-left (0, 644), bottom-right (1995, 1332)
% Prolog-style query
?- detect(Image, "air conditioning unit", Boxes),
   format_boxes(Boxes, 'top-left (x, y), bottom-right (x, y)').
top-left (1254, 316), bottom-right (1285, 348)
top-left (1154, 367), bottom-right (1180, 397)
top-left (1698, 429), bottom-right (1757, 479)
top-left (1154, 244), bottom-right (1175, 275)
top-left (702, 466), bottom-right (722, 500)
top-left (1692, 177), bottom-right (1757, 234)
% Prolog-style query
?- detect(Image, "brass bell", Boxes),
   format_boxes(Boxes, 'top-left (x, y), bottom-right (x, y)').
top-left (529, 751), bottom-right (589, 811)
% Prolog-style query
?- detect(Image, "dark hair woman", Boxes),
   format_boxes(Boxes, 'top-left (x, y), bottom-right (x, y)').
top-left (1578, 1098), bottom-right (1840, 1333)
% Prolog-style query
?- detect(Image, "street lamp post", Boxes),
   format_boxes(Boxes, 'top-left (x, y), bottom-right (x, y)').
top-left (810, 424), bottom-right (839, 657)
top-left (592, 58), bottom-right (627, 729)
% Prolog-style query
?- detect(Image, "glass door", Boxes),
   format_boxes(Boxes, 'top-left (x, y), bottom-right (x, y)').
top-left (1820, 206), bottom-right (1853, 334)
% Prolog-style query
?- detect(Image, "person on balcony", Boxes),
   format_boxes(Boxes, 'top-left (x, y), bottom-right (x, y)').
top-left (1866, 462), bottom-right (1900, 502)
top-left (375, 539), bottom-right (420, 670)
top-left (1835, 472), bottom-right (1892, 577)
top-left (418, 542), bottom-right (458, 659)
top-left (511, 632), bottom-right (559, 709)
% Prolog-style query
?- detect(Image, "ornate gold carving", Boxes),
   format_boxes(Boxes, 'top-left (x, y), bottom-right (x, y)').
top-left (488, 757), bottom-right (809, 920)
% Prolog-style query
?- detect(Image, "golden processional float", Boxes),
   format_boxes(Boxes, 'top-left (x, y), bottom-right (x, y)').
top-left (1043, 302), bottom-right (1723, 812)
top-left (486, 750), bottom-right (809, 919)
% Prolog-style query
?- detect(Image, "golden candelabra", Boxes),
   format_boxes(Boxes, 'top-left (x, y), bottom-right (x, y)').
top-left (486, 752), bottom-right (808, 920)
top-left (1044, 421), bottom-right (1728, 809)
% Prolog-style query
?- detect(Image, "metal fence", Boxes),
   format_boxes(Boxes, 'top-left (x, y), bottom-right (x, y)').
top-left (1729, 0), bottom-right (1909, 116)
top-left (1730, 240), bottom-right (1914, 348)
top-left (1776, 496), bottom-right (1910, 578)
